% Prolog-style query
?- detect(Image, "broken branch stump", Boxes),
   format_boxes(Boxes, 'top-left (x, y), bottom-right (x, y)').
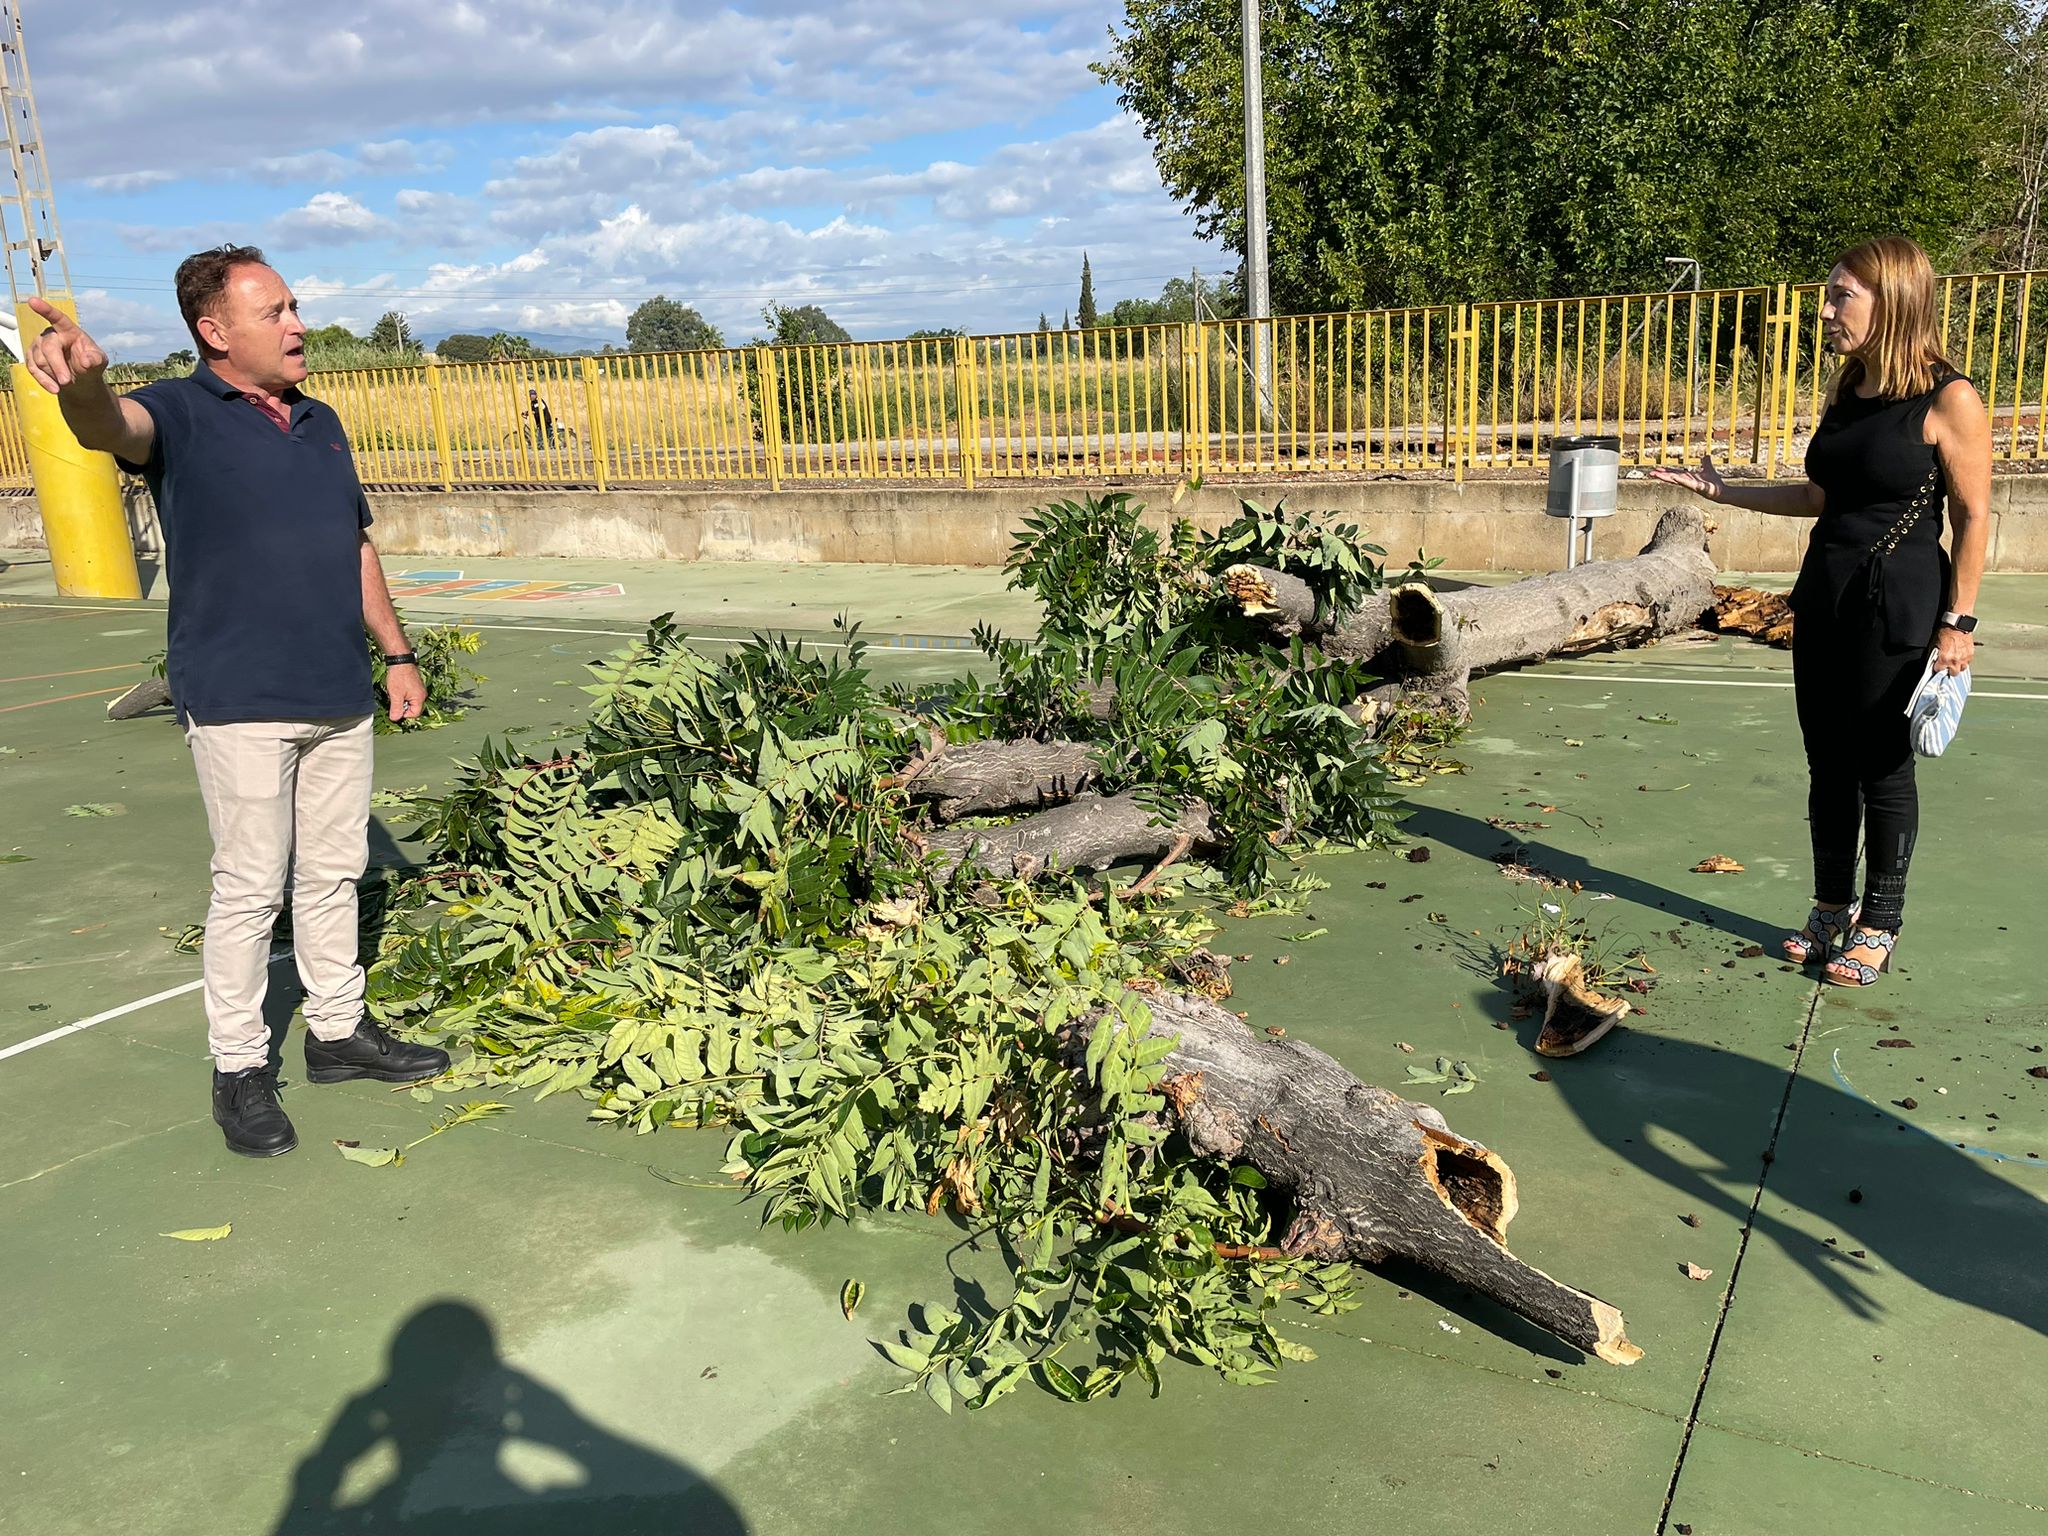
top-left (1137, 989), bottom-right (1641, 1365)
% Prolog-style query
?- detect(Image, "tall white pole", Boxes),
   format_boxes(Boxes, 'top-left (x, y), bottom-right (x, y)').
top-left (1241, 0), bottom-right (1273, 429)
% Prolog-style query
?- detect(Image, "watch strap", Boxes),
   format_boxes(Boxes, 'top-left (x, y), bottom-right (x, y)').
top-left (383, 651), bottom-right (420, 667)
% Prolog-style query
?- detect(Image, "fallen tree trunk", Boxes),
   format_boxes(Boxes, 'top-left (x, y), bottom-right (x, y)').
top-left (1222, 508), bottom-right (1717, 710)
top-left (1364, 507), bottom-right (1715, 681)
top-left (905, 738), bottom-right (1100, 822)
top-left (1137, 988), bottom-right (1641, 1365)
top-left (923, 791), bottom-right (1215, 879)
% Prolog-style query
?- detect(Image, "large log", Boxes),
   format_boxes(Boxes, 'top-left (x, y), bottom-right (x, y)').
top-left (923, 791), bottom-right (1215, 879)
top-left (1137, 988), bottom-right (1641, 1365)
top-left (1365, 507), bottom-right (1714, 681)
top-left (905, 738), bottom-right (1099, 822)
top-left (1222, 507), bottom-right (1717, 692)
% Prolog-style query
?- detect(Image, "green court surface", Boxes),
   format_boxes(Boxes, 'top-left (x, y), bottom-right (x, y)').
top-left (2, 547), bottom-right (2045, 1535)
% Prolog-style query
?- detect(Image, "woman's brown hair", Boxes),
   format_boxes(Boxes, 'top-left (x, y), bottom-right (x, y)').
top-left (1832, 236), bottom-right (1953, 401)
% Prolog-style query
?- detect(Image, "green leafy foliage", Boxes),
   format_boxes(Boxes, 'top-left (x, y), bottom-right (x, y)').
top-left (145, 615), bottom-right (483, 735)
top-left (368, 494), bottom-right (1454, 1409)
top-left (374, 622), bottom-right (485, 734)
top-left (1099, 0), bottom-right (2016, 308)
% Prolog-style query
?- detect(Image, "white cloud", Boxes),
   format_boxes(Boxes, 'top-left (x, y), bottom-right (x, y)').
top-left (269, 192), bottom-right (392, 245)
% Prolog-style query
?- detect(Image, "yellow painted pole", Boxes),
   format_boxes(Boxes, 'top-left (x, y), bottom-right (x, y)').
top-left (953, 337), bottom-right (977, 489)
top-left (578, 355), bottom-right (609, 491)
top-left (14, 297), bottom-right (141, 598)
top-left (424, 358), bottom-right (456, 489)
top-left (756, 348), bottom-right (785, 491)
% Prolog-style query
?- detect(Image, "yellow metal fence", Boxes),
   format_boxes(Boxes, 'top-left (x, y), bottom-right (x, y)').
top-left (5, 270), bottom-right (2047, 496)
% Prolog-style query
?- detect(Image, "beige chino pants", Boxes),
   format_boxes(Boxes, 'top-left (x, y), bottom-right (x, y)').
top-left (185, 715), bottom-right (374, 1072)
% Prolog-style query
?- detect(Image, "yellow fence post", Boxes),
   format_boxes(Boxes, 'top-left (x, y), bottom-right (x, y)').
top-left (1180, 323), bottom-right (1201, 476)
top-left (755, 348), bottom-right (784, 491)
top-left (1449, 305), bottom-right (1467, 484)
top-left (578, 355), bottom-right (609, 491)
top-left (424, 358), bottom-right (455, 490)
top-left (953, 337), bottom-right (978, 489)
top-left (1762, 283), bottom-right (1790, 479)
top-left (13, 297), bottom-right (141, 599)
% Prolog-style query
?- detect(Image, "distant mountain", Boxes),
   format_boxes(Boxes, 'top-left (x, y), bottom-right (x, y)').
top-left (420, 328), bottom-right (621, 356)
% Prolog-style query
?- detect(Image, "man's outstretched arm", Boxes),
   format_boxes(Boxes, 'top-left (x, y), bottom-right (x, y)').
top-left (21, 297), bottom-right (156, 464)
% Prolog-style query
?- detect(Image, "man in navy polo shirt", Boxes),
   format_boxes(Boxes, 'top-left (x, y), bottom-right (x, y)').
top-left (25, 245), bottom-right (450, 1157)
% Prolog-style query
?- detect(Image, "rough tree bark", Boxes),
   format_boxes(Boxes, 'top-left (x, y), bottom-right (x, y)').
top-left (1220, 507), bottom-right (1717, 715)
top-left (1137, 988), bottom-right (1641, 1365)
top-left (922, 792), bottom-right (1215, 879)
top-left (905, 738), bottom-right (1099, 822)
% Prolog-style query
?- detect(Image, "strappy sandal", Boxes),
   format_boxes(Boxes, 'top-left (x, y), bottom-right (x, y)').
top-left (1824, 926), bottom-right (1898, 987)
top-left (1784, 901), bottom-right (1859, 965)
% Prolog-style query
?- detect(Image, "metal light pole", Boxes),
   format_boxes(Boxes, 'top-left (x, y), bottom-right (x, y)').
top-left (1241, 0), bottom-right (1273, 431)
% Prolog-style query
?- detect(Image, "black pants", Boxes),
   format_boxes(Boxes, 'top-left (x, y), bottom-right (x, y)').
top-left (1792, 611), bottom-right (1923, 930)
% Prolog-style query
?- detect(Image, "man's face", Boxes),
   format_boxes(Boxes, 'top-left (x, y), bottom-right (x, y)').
top-left (198, 264), bottom-right (308, 390)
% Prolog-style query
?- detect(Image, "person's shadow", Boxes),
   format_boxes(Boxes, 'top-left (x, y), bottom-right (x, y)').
top-left (270, 1300), bottom-right (747, 1534)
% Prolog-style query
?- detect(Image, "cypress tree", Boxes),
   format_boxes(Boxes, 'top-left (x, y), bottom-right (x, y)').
top-left (1077, 253), bottom-right (1098, 327)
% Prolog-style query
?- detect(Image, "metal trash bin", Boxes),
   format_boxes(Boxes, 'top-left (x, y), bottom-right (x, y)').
top-left (1545, 434), bottom-right (1621, 567)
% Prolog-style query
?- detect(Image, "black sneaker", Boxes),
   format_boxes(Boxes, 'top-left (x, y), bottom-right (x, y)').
top-left (213, 1066), bottom-right (298, 1158)
top-left (305, 1020), bottom-right (451, 1085)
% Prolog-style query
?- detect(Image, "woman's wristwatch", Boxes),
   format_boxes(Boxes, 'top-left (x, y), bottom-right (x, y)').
top-left (1939, 612), bottom-right (1977, 634)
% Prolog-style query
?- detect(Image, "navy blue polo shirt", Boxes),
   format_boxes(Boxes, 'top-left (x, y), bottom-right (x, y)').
top-left (117, 363), bottom-right (375, 723)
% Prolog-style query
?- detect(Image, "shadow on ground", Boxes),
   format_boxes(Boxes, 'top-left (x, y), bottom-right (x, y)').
top-left (270, 1300), bottom-right (747, 1534)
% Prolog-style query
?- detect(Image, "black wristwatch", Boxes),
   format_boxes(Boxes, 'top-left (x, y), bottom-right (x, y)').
top-left (383, 651), bottom-right (420, 667)
top-left (1938, 612), bottom-right (1977, 635)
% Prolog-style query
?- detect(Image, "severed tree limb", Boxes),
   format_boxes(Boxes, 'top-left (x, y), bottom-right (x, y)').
top-left (1119, 830), bottom-right (1196, 899)
top-left (923, 792), bottom-right (1216, 879)
top-left (904, 738), bottom-right (1101, 822)
top-left (1223, 507), bottom-right (1716, 703)
top-left (1376, 507), bottom-right (1715, 681)
top-left (106, 675), bottom-right (173, 720)
top-left (1136, 989), bottom-right (1641, 1365)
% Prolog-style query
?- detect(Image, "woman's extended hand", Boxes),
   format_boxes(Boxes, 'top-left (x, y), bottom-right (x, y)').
top-left (1647, 452), bottom-right (1728, 503)
top-left (1933, 623), bottom-right (1975, 675)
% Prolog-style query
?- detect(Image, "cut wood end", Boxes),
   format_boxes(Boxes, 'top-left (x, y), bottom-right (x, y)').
top-left (1389, 582), bottom-right (1446, 648)
top-left (1220, 563), bottom-right (1279, 615)
top-left (1533, 951), bottom-right (1630, 1058)
top-left (1417, 1124), bottom-right (1520, 1244)
top-left (1590, 1300), bottom-right (1644, 1366)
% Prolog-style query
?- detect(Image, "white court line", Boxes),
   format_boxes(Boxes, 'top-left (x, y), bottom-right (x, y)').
top-left (0, 947), bottom-right (295, 1066)
top-left (1542, 671), bottom-right (2048, 701)
top-left (0, 978), bottom-right (203, 1063)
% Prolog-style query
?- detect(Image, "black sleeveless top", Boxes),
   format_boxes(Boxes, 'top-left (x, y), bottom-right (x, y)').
top-left (1790, 367), bottom-right (1960, 649)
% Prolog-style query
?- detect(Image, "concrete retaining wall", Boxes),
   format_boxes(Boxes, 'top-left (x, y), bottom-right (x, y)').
top-left (11, 475), bottom-right (2048, 573)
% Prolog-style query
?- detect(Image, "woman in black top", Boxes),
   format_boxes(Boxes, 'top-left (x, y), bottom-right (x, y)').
top-left (1652, 236), bottom-right (1990, 987)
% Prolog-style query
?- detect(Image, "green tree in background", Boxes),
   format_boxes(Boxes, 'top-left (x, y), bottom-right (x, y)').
top-left (1103, 272), bottom-right (1241, 329)
top-left (1098, 0), bottom-right (2019, 309)
top-left (760, 302), bottom-right (852, 346)
top-left (1037, 313), bottom-right (1050, 332)
top-left (368, 311), bottom-right (420, 355)
top-left (434, 333), bottom-right (493, 363)
top-left (626, 295), bottom-right (725, 353)
top-left (1078, 252), bottom-right (1098, 326)
top-left (487, 332), bottom-right (538, 359)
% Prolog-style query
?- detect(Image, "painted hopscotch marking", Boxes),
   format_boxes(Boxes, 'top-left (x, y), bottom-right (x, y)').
top-left (391, 569), bottom-right (626, 602)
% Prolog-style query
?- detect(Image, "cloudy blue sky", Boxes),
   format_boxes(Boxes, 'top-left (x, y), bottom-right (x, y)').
top-left (31, 0), bottom-right (1225, 361)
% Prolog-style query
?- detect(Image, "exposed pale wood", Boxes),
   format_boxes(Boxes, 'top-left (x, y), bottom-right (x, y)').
top-left (1532, 952), bottom-right (1631, 1058)
top-left (1136, 989), bottom-right (1641, 1365)
top-left (105, 676), bottom-right (172, 720)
